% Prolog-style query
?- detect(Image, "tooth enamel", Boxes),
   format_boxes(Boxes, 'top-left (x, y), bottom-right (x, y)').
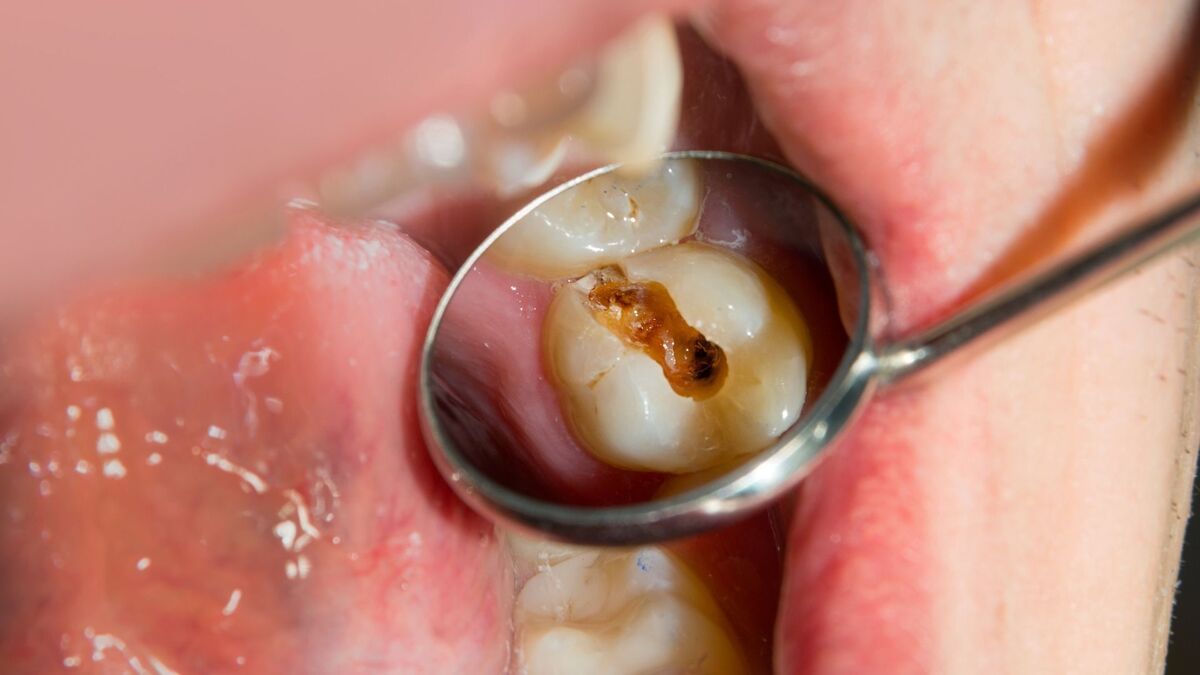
top-left (564, 16), bottom-right (682, 166)
top-left (477, 134), bottom-right (568, 196)
top-left (316, 15), bottom-right (681, 214)
top-left (545, 242), bottom-right (809, 473)
top-left (513, 542), bottom-right (747, 675)
top-left (481, 14), bottom-right (683, 194)
top-left (486, 159), bottom-right (700, 279)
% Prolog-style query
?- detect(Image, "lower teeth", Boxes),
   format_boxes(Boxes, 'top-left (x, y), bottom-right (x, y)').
top-left (511, 538), bottom-right (748, 674)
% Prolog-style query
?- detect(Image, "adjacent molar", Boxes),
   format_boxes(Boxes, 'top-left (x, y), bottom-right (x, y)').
top-left (485, 158), bottom-right (701, 279)
top-left (513, 541), bottom-right (747, 675)
top-left (545, 242), bottom-right (810, 473)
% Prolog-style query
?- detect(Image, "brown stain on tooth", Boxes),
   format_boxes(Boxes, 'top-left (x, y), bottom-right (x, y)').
top-left (585, 265), bottom-right (728, 400)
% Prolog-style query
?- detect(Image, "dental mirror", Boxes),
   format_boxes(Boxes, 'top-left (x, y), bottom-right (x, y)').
top-left (420, 150), bottom-right (1200, 545)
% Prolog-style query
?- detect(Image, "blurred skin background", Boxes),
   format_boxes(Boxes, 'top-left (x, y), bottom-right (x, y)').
top-left (2, 2), bottom-right (1199, 674)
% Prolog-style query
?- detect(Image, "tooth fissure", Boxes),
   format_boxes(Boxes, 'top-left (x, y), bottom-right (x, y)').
top-left (585, 267), bottom-right (727, 401)
top-left (626, 195), bottom-right (640, 221)
top-left (505, 159), bottom-right (808, 473)
top-left (486, 159), bottom-right (700, 279)
top-left (545, 240), bottom-right (810, 473)
top-left (511, 538), bottom-right (748, 675)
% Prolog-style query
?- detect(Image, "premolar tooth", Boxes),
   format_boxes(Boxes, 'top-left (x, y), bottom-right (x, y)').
top-left (545, 242), bottom-right (809, 473)
top-left (476, 134), bottom-right (567, 196)
top-left (486, 158), bottom-right (700, 279)
top-left (562, 15), bottom-right (682, 167)
top-left (488, 65), bottom-right (598, 135)
top-left (479, 14), bottom-right (682, 191)
top-left (315, 15), bottom-right (681, 212)
top-left (513, 543), bottom-right (747, 675)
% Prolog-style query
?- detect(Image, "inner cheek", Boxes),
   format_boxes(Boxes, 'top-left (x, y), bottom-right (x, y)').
top-left (771, 163), bottom-right (1200, 671)
top-left (696, 1), bottom-right (1200, 663)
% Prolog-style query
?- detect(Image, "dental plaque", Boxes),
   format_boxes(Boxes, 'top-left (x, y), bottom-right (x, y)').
top-left (489, 159), bottom-right (812, 474)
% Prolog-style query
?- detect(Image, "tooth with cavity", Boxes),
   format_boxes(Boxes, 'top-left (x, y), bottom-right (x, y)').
top-left (545, 241), bottom-right (810, 473)
top-left (512, 539), bottom-right (747, 675)
top-left (486, 158), bottom-right (700, 279)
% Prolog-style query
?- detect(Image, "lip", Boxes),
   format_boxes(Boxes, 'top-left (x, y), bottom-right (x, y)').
top-left (0, 0), bottom-right (699, 316)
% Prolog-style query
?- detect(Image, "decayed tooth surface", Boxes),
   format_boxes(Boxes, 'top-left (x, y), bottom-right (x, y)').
top-left (584, 265), bottom-right (729, 401)
top-left (512, 540), bottom-right (746, 675)
top-left (545, 242), bottom-right (809, 473)
top-left (486, 159), bottom-right (700, 279)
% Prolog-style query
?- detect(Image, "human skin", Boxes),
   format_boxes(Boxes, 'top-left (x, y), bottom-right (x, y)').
top-left (2, 2), bottom-right (1198, 673)
top-left (702, 2), bottom-right (1200, 671)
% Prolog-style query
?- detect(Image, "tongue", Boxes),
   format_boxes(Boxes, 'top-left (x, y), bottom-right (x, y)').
top-left (0, 216), bottom-right (512, 673)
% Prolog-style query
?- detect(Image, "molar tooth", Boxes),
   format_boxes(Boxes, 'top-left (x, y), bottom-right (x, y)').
top-left (545, 242), bottom-right (810, 473)
top-left (514, 544), bottom-right (746, 675)
top-left (486, 158), bottom-right (700, 279)
top-left (507, 534), bottom-right (589, 578)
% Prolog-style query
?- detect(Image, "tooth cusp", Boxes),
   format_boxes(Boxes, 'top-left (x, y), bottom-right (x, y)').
top-left (545, 242), bottom-right (810, 473)
top-left (485, 159), bottom-right (700, 279)
top-left (512, 541), bottom-right (748, 675)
